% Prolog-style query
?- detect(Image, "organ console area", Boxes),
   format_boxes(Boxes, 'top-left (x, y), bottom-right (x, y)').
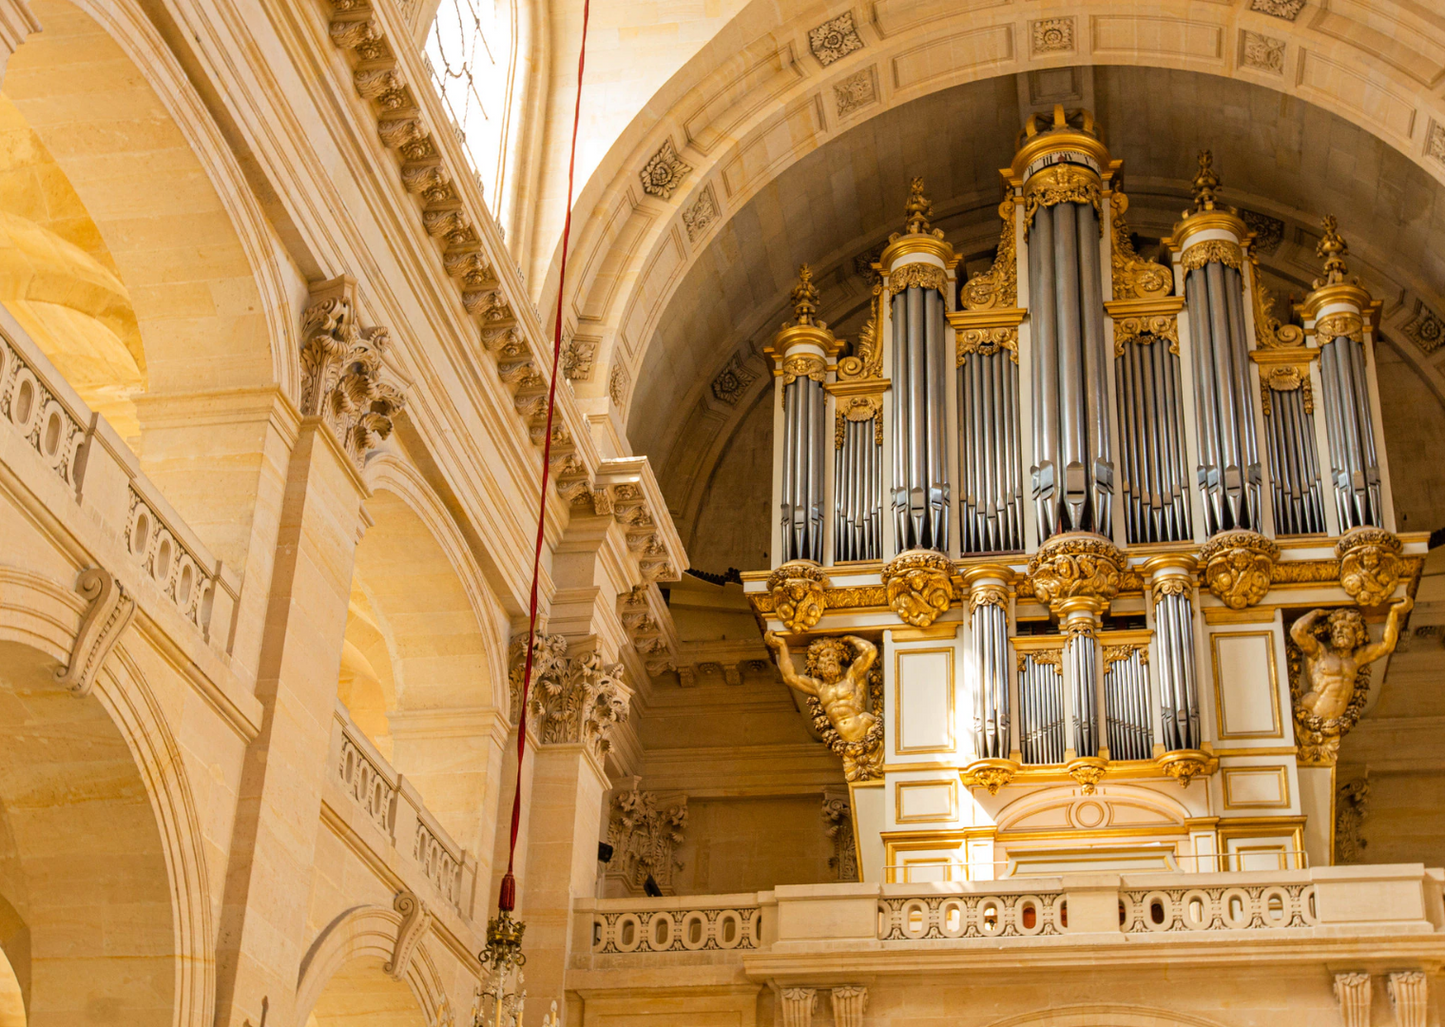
top-left (746, 106), bottom-right (1424, 882)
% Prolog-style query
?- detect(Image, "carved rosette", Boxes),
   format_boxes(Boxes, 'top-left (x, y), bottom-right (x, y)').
top-left (1200, 530), bottom-right (1279, 610)
top-left (1026, 533), bottom-right (1123, 614)
top-left (767, 561), bottom-right (828, 634)
top-left (1336, 526), bottom-right (1403, 607)
top-left (882, 549), bottom-right (954, 627)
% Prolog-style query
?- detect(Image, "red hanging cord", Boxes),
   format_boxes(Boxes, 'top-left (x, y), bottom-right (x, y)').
top-left (497, 0), bottom-right (591, 915)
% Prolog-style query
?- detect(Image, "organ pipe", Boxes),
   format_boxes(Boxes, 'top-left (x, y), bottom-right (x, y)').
top-left (967, 567), bottom-right (1014, 760)
top-left (1014, 107), bottom-right (1115, 541)
top-left (1146, 556), bottom-right (1201, 753)
top-left (833, 299), bottom-right (886, 561)
top-left (1303, 216), bottom-right (1384, 530)
top-left (883, 179), bottom-right (954, 553)
top-left (1103, 643), bottom-right (1153, 761)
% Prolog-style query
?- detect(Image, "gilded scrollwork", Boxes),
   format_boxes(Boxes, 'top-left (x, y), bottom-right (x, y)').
top-left (1288, 598), bottom-right (1411, 765)
top-left (962, 198), bottom-right (1018, 310)
top-left (1336, 526), bottom-right (1404, 607)
top-left (1180, 238), bottom-right (1245, 272)
top-left (957, 326), bottom-right (1019, 365)
top-left (1111, 191), bottom-right (1174, 300)
top-left (882, 549), bottom-right (954, 627)
top-left (1112, 314), bottom-right (1179, 356)
top-left (1023, 164), bottom-right (1102, 237)
top-left (968, 582), bottom-right (1010, 612)
top-left (1200, 529), bottom-right (1279, 610)
top-left (766, 561), bottom-right (828, 633)
top-left (835, 395), bottom-right (884, 448)
top-left (888, 261), bottom-right (948, 297)
top-left (1250, 253), bottom-right (1306, 350)
top-left (836, 296), bottom-right (883, 381)
top-left (1026, 533), bottom-right (1123, 612)
top-left (1316, 312), bottom-right (1365, 343)
top-left (780, 353), bottom-right (827, 385)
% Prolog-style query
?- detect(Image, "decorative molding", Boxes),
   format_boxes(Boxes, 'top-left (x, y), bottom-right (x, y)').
top-left (618, 583), bottom-right (678, 675)
top-left (711, 353), bottom-right (760, 405)
top-left (1334, 973), bottom-right (1371, 1027)
top-left (606, 783), bottom-right (688, 894)
top-left (1200, 530), bottom-right (1278, 610)
top-left (808, 12), bottom-right (863, 67)
top-left (1388, 972), bottom-right (1427, 1027)
top-left (1427, 122), bottom-right (1445, 169)
top-left (822, 791), bottom-right (858, 882)
top-left (640, 138), bottom-right (692, 200)
top-left (55, 567), bottom-right (136, 698)
top-left (1250, 0), bottom-right (1305, 20)
top-left (384, 891), bottom-right (432, 980)
top-left (682, 185), bottom-right (719, 241)
top-left (609, 362), bottom-right (630, 406)
top-left (778, 987), bottom-right (818, 1027)
top-left (300, 277), bottom-right (407, 467)
top-left (1335, 777), bottom-right (1369, 864)
top-left (562, 334), bottom-right (597, 380)
top-left (1241, 30), bottom-right (1286, 74)
top-left (1031, 17), bottom-right (1075, 55)
top-left (834, 68), bottom-right (878, 117)
top-left (830, 987), bottom-right (868, 1027)
top-left (1242, 209), bottom-right (1285, 253)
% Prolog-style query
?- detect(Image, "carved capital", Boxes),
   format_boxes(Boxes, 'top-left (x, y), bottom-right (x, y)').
top-left (384, 891), bottom-right (432, 980)
top-left (1200, 530), bottom-right (1279, 609)
top-left (1066, 755), bottom-right (1107, 795)
top-left (1337, 526), bottom-right (1404, 606)
top-left (830, 987), bottom-right (868, 1027)
top-left (1026, 532), bottom-right (1122, 614)
top-left (767, 561), bottom-right (828, 633)
top-left (1387, 971), bottom-right (1426, 1027)
top-left (965, 757), bottom-right (1020, 795)
top-left (508, 634), bottom-right (632, 761)
top-left (301, 277), bottom-right (407, 467)
top-left (883, 549), bottom-right (953, 627)
top-left (778, 988), bottom-right (818, 1027)
top-left (55, 567), bottom-right (136, 698)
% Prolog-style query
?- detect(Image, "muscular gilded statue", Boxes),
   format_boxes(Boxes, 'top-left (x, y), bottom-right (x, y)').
top-left (1290, 596), bottom-right (1412, 721)
top-left (764, 631), bottom-right (878, 743)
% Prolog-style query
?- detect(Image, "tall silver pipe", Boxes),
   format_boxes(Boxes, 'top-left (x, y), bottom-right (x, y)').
top-left (1031, 206), bottom-right (1059, 536)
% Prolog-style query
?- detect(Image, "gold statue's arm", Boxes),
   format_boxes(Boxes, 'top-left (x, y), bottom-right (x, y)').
top-left (764, 630), bottom-right (819, 698)
top-left (1356, 595), bottom-right (1414, 666)
top-left (1290, 608), bottom-right (1324, 657)
top-left (844, 635), bottom-right (877, 676)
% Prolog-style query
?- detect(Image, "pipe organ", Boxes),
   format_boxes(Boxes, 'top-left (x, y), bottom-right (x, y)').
top-left (752, 105), bottom-right (1424, 882)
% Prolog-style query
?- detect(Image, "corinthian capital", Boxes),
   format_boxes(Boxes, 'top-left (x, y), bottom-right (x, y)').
top-left (508, 634), bottom-right (633, 761)
top-left (301, 276), bottom-right (408, 466)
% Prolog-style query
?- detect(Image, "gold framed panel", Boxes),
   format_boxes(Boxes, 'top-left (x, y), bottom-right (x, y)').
top-left (894, 778), bottom-right (959, 824)
top-left (1220, 765), bottom-right (1291, 810)
top-left (893, 645), bottom-right (956, 755)
top-left (1210, 629), bottom-right (1283, 740)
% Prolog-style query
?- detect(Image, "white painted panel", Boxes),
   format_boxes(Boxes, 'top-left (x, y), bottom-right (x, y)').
top-left (1214, 632), bottom-right (1280, 738)
top-left (898, 780), bottom-right (955, 822)
top-left (1222, 766), bottom-right (1288, 808)
top-left (897, 649), bottom-right (953, 752)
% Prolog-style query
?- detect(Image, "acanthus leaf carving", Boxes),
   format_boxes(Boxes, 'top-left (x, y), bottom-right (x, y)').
top-left (508, 633), bottom-right (632, 761)
top-left (606, 783), bottom-right (688, 894)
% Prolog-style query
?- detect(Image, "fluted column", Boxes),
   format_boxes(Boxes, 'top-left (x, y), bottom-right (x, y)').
top-left (1302, 217), bottom-right (1386, 532)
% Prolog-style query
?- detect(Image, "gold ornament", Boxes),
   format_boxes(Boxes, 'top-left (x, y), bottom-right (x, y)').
top-left (968, 582), bottom-right (1010, 612)
top-left (962, 198), bottom-right (1018, 310)
top-left (1316, 312), bottom-right (1364, 343)
top-left (1180, 238), bottom-right (1244, 272)
top-left (1158, 749), bottom-right (1214, 788)
top-left (883, 549), bottom-right (954, 627)
top-left (957, 326), bottom-right (1019, 365)
top-left (1112, 313), bottom-right (1179, 356)
top-left (766, 561), bottom-right (828, 633)
top-left (902, 176), bottom-right (934, 236)
top-left (780, 353), bottom-right (827, 385)
top-left (835, 395), bottom-right (883, 449)
top-left (1200, 530), bottom-right (1279, 610)
top-left (888, 261), bottom-right (948, 297)
top-left (1066, 755), bottom-right (1108, 795)
top-left (836, 292), bottom-right (883, 381)
top-left (1249, 253), bottom-right (1306, 350)
top-left (1111, 191), bottom-right (1174, 300)
top-left (1336, 527), bottom-right (1404, 607)
top-left (965, 757), bottom-right (1020, 796)
top-left (1026, 532), bottom-right (1123, 613)
top-left (1188, 150), bottom-right (1221, 214)
top-left (767, 632), bottom-right (883, 779)
top-left (1314, 214), bottom-right (1351, 288)
top-left (1023, 164), bottom-right (1102, 237)
top-left (1288, 598), bottom-right (1411, 765)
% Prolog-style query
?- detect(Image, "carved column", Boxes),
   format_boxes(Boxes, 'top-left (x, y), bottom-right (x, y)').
top-left (214, 277), bottom-right (403, 1027)
top-left (512, 634), bottom-right (633, 1023)
top-left (1334, 972), bottom-right (1372, 1027)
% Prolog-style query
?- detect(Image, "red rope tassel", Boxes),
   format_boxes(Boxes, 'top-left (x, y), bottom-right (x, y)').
top-left (498, 0), bottom-right (591, 915)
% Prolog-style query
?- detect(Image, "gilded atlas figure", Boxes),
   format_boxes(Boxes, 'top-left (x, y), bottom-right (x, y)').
top-left (764, 631), bottom-right (883, 780)
top-left (1289, 595), bottom-right (1412, 764)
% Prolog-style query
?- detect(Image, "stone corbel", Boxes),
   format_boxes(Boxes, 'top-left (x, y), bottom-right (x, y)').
top-left (618, 583), bottom-right (679, 676)
top-left (55, 567), bottom-right (136, 698)
top-left (831, 987), bottom-right (868, 1027)
top-left (1334, 972), bottom-right (1371, 1027)
top-left (384, 891), bottom-right (431, 981)
top-left (1388, 971), bottom-right (1426, 1027)
top-left (777, 988), bottom-right (817, 1027)
top-left (591, 457), bottom-right (687, 584)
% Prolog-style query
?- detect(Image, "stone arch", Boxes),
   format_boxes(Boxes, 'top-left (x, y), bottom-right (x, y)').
top-left (1, 0), bottom-right (296, 414)
top-left (985, 1005), bottom-right (1234, 1027)
top-left (994, 784), bottom-right (1191, 837)
top-left (346, 453), bottom-right (512, 856)
top-left (0, 567), bottom-right (213, 1027)
top-left (548, 0), bottom-right (1445, 432)
top-left (296, 904), bottom-right (456, 1027)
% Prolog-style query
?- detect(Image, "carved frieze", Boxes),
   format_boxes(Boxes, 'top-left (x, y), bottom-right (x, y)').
top-left (1199, 529), bottom-right (1278, 610)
